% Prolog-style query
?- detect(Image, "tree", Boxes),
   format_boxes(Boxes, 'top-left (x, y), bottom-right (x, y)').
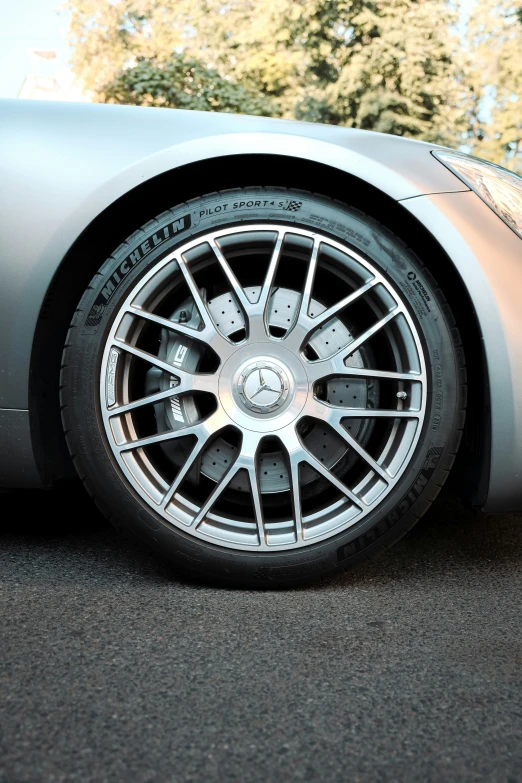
top-left (65, 0), bottom-right (469, 149)
top-left (464, 0), bottom-right (522, 170)
top-left (292, 0), bottom-right (465, 142)
top-left (64, 0), bottom-right (314, 108)
top-left (103, 54), bottom-right (276, 115)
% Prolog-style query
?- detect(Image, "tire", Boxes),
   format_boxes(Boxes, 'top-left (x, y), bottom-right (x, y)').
top-left (60, 187), bottom-right (466, 587)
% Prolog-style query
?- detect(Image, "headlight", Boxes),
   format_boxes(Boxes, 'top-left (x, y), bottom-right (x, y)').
top-left (433, 150), bottom-right (522, 240)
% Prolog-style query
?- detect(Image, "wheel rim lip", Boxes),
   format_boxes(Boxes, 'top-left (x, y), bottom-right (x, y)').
top-left (99, 221), bottom-right (428, 552)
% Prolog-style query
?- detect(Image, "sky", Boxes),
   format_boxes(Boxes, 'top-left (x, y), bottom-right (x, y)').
top-left (0, 0), bottom-right (71, 98)
top-left (0, 0), bottom-right (478, 100)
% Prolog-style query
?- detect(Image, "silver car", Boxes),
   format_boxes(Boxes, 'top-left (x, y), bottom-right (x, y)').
top-left (1, 99), bottom-right (521, 586)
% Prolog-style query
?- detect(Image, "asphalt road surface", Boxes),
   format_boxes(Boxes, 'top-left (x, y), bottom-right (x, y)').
top-left (1, 484), bottom-right (521, 783)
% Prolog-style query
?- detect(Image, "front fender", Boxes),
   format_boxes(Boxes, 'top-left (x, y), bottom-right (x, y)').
top-left (401, 190), bottom-right (522, 513)
top-left (0, 118), bottom-right (464, 410)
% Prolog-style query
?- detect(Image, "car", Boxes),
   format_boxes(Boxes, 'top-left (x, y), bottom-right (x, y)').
top-left (1, 98), bottom-right (521, 586)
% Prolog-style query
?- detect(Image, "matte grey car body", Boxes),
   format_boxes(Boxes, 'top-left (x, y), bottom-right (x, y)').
top-left (0, 98), bottom-right (521, 512)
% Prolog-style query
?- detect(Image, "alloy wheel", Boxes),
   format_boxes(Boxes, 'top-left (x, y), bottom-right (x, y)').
top-left (100, 224), bottom-right (427, 551)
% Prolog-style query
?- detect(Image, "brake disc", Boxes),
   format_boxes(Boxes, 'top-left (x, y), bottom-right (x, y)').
top-left (146, 286), bottom-right (375, 493)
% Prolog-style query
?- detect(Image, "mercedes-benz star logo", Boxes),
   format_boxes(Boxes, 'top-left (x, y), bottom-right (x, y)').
top-left (238, 362), bottom-right (289, 413)
top-left (245, 368), bottom-right (283, 407)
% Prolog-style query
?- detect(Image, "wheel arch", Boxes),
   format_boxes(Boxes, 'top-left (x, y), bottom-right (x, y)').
top-left (30, 152), bottom-right (487, 502)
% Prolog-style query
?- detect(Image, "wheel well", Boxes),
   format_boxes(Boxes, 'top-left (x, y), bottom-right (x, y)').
top-left (31, 153), bottom-right (489, 502)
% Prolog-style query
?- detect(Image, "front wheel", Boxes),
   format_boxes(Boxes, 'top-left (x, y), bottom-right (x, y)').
top-left (61, 188), bottom-right (466, 586)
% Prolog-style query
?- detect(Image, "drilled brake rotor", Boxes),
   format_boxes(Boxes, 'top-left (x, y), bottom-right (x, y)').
top-left (147, 286), bottom-right (373, 493)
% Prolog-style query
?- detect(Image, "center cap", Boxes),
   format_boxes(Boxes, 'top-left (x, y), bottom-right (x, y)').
top-left (238, 361), bottom-right (290, 413)
top-left (218, 345), bottom-right (308, 432)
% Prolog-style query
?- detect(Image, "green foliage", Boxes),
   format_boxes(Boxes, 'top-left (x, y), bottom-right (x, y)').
top-left (312, 0), bottom-right (464, 142)
top-left (65, 0), bottom-right (522, 169)
top-left (103, 54), bottom-right (276, 115)
top-left (464, 0), bottom-right (522, 171)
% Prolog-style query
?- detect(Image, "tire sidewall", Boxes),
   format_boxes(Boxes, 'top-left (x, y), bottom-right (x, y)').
top-left (65, 188), bottom-right (462, 585)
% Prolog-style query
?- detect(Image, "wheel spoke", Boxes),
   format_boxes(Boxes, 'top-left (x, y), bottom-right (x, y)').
top-left (191, 463), bottom-right (241, 528)
top-left (209, 238), bottom-right (252, 313)
top-left (335, 408), bottom-right (421, 418)
top-left (162, 432), bottom-right (215, 509)
top-left (339, 367), bottom-right (422, 382)
top-left (327, 414), bottom-right (390, 482)
top-left (109, 387), bottom-right (189, 415)
top-left (298, 235), bottom-right (320, 321)
top-left (257, 231), bottom-right (284, 315)
top-left (289, 461), bottom-right (303, 542)
top-left (306, 278), bottom-right (378, 333)
top-left (126, 304), bottom-right (228, 351)
top-left (248, 464), bottom-right (266, 547)
top-left (118, 421), bottom-right (202, 453)
top-left (119, 410), bottom-right (225, 454)
top-left (306, 397), bottom-right (421, 420)
top-left (301, 447), bottom-right (365, 509)
top-left (283, 425), bottom-right (365, 511)
top-left (284, 244), bottom-right (379, 351)
top-left (333, 308), bottom-right (401, 368)
top-left (276, 431), bottom-right (305, 542)
top-left (306, 362), bottom-right (423, 384)
top-left (176, 254), bottom-right (219, 335)
top-left (111, 340), bottom-right (215, 394)
top-left (162, 442), bottom-right (201, 507)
